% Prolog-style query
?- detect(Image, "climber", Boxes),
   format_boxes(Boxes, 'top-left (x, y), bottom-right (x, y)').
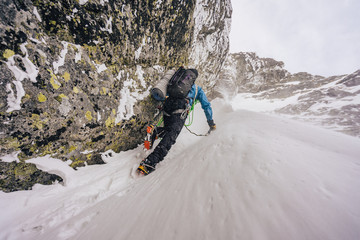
top-left (137, 68), bottom-right (216, 175)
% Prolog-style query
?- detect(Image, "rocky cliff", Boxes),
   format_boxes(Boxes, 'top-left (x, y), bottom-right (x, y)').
top-left (190, 0), bottom-right (232, 95)
top-left (0, 0), bottom-right (231, 191)
top-left (218, 52), bottom-right (360, 137)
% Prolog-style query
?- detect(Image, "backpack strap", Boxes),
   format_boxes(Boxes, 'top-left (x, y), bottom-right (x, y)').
top-left (164, 108), bottom-right (188, 120)
top-left (163, 84), bottom-right (198, 119)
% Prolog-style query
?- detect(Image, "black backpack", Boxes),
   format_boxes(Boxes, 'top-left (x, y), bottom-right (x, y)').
top-left (167, 67), bottom-right (197, 99)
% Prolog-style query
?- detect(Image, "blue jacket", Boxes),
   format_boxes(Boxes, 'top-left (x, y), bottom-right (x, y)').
top-left (187, 85), bottom-right (213, 121)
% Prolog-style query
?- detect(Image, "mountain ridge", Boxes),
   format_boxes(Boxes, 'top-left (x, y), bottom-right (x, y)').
top-left (218, 52), bottom-right (360, 137)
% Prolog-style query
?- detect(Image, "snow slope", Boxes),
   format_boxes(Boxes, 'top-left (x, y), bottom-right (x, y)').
top-left (1, 99), bottom-right (360, 240)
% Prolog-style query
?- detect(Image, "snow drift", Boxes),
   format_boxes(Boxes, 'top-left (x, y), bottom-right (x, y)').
top-left (1, 99), bottom-right (360, 240)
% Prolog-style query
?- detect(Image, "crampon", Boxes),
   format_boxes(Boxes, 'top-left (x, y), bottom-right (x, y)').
top-left (136, 165), bottom-right (149, 176)
top-left (136, 160), bottom-right (155, 176)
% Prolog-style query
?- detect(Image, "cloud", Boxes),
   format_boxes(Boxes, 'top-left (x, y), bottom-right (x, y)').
top-left (229, 0), bottom-right (360, 76)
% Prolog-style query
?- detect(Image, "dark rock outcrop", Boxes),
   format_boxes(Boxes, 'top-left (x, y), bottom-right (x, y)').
top-left (0, 161), bottom-right (63, 192)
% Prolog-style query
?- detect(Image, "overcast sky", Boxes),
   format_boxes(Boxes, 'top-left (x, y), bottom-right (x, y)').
top-left (229, 0), bottom-right (360, 77)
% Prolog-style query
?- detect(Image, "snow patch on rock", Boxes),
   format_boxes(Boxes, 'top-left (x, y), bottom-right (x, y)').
top-left (5, 43), bottom-right (39, 112)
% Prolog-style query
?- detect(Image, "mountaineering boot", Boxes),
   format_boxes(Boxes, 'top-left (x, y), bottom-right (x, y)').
top-left (137, 159), bottom-right (156, 175)
top-left (207, 119), bottom-right (216, 131)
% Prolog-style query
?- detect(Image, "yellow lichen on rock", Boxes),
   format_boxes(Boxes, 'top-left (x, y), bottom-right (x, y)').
top-left (3, 49), bottom-right (15, 59)
top-left (50, 77), bottom-right (61, 89)
top-left (31, 114), bottom-right (42, 130)
top-left (69, 145), bottom-right (77, 152)
top-left (0, 137), bottom-right (20, 150)
top-left (30, 113), bottom-right (49, 130)
top-left (85, 111), bottom-right (93, 121)
top-left (55, 94), bottom-right (68, 102)
top-left (73, 86), bottom-right (79, 93)
top-left (105, 116), bottom-right (115, 128)
top-left (62, 72), bottom-right (71, 82)
top-left (47, 70), bottom-right (61, 89)
top-left (100, 87), bottom-right (108, 95)
top-left (70, 160), bottom-right (85, 169)
top-left (59, 94), bottom-right (68, 99)
top-left (22, 94), bottom-right (31, 103)
top-left (38, 93), bottom-right (47, 102)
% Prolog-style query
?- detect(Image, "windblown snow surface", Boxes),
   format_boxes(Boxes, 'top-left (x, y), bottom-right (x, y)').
top-left (1, 99), bottom-right (360, 240)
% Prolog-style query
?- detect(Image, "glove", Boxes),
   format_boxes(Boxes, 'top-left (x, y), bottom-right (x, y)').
top-left (207, 119), bottom-right (216, 131)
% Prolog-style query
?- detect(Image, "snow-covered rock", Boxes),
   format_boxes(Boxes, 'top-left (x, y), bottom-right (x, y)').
top-left (190, 0), bottom-right (232, 93)
top-left (219, 52), bottom-right (360, 137)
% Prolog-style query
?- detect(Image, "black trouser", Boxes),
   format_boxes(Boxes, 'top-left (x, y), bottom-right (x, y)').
top-left (146, 113), bottom-right (186, 167)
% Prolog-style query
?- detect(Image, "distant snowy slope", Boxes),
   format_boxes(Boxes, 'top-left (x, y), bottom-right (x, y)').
top-left (218, 52), bottom-right (360, 138)
top-left (1, 99), bottom-right (360, 240)
top-left (230, 71), bottom-right (360, 137)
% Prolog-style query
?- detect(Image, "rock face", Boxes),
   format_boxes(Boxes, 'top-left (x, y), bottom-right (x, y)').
top-left (217, 52), bottom-right (324, 97)
top-left (0, 0), bottom-right (231, 191)
top-left (190, 0), bottom-right (232, 95)
top-left (0, 160), bottom-right (63, 192)
top-left (218, 52), bottom-right (360, 137)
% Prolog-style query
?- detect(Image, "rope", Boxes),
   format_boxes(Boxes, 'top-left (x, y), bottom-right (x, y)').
top-left (184, 107), bottom-right (194, 126)
top-left (184, 125), bottom-right (210, 136)
top-left (156, 116), bottom-right (163, 127)
top-left (184, 99), bottom-right (199, 127)
top-left (184, 100), bottom-right (212, 136)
